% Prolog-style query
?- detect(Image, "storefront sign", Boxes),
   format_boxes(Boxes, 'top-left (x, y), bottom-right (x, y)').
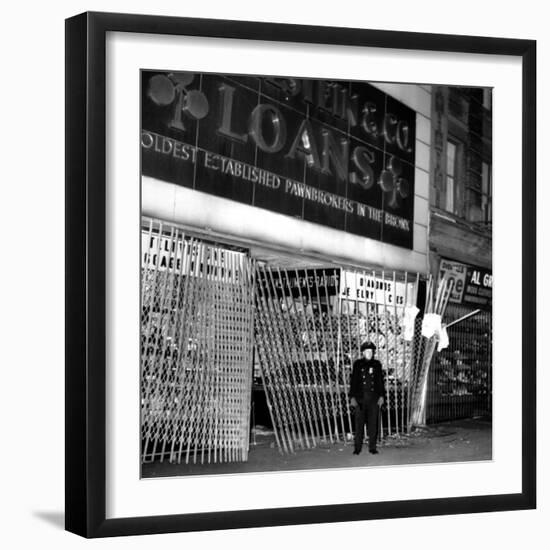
top-left (438, 259), bottom-right (468, 303)
top-left (439, 259), bottom-right (492, 309)
top-left (339, 270), bottom-right (417, 307)
top-left (141, 232), bottom-right (244, 278)
top-left (257, 268), bottom-right (340, 299)
top-left (142, 71), bottom-right (416, 249)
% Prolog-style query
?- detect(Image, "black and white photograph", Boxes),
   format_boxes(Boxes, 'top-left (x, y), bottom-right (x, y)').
top-left (139, 70), bottom-right (494, 478)
top-left (1, 0), bottom-right (543, 546)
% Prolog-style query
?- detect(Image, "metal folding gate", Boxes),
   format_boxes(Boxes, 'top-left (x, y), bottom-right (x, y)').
top-left (254, 265), bottom-right (346, 452)
top-left (254, 265), bottom-right (420, 453)
top-left (140, 219), bottom-right (255, 464)
top-left (426, 305), bottom-right (492, 423)
top-left (140, 220), bottom-right (477, 462)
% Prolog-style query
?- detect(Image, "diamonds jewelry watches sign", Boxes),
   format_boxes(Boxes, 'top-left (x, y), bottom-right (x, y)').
top-left (142, 71), bottom-right (417, 249)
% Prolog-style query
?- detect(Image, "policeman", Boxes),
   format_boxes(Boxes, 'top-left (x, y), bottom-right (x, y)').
top-left (349, 341), bottom-right (385, 455)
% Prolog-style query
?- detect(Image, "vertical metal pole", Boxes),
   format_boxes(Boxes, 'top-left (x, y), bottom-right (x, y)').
top-left (441, 279), bottom-right (454, 424)
top-left (279, 267), bottom-right (317, 446)
top-left (201, 245), bottom-right (217, 464)
top-left (148, 226), bottom-right (176, 462)
top-left (161, 232), bottom-right (182, 463)
top-left (293, 268), bottom-right (328, 443)
top-left (335, 269), bottom-right (353, 438)
top-left (227, 251), bottom-right (234, 463)
top-left (140, 218), bottom-right (154, 313)
top-left (139, 219), bottom-right (154, 462)
top-left (160, 227), bottom-right (181, 462)
top-left (380, 270), bottom-right (392, 437)
top-left (224, 250), bottom-right (235, 462)
top-left (369, 270), bottom-right (380, 438)
top-left (158, 228), bottom-right (186, 462)
top-left (406, 273), bottom-right (419, 431)
top-left (242, 256), bottom-right (256, 461)
top-left (312, 271), bottom-right (338, 442)
top-left (141, 222), bottom-right (165, 461)
top-left (261, 264), bottom-right (301, 452)
top-left (211, 246), bottom-right (221, 464)
top-left (301, 269), bottom-right (333, 443)
top-left (166, 233), bottom-right (193, 463)
top-left (253, 265), bottom-right (286, 454)
top-left (140, 218), bottom-right (154, 461)
top-left (265, 267), bottom-right (307, 449)
top-left (196, 245), bottom-right (214, 464)
top-left (321, 270), bottom-right (346, 441)
top-left (354, 269), bottom-right (369, 444)
top-left (187, 239), bottom-right (208, 463)
top-left (185, 242), bottom-right (208, 463)
top-left (255, 264), bottom-right (292, 453)
top-left (208, 245), bottom-right (223, 464)
top-left (230, 251), bottom-right (239, 462)
top-left (344, 270), bottom-right (356, 439)
top-left (358, 269), bottom-right (372, 345)
top-left (410, 275), bottom-right (429, 430)
top-left (357, 270), bottom-right (368, 443)
top-left (401, 271), bottom-right (409, 433)
top-left (206, 246), bottom-right (220, 463)
top-left (179, 238), bottom-right (201, 464)
top-left (391, 271), bottom-right (400, 436)
top-left (359, 270), bottom-right (377, 440)
top-left (155, 226), bottom-right (179, 462)
top-left (174, 237), bottom-right (200, 464)
top-left (235, 253), bottom-right (243, 461)
top-left (284, 268), bottom-right (321, 443)
top-left (238, 255), bottom-right (246, 461)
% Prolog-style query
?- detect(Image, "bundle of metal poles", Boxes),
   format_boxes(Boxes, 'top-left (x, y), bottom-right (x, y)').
top-left (408, 275), bottom-right (454, 429)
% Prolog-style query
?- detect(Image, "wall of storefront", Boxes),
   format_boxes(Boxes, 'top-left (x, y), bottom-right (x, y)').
top-left (143, 175), bottom-right (428, 272)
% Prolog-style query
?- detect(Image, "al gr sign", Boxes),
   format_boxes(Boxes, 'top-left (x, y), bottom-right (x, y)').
top-left (142, 71), bottom-right (417, 249)
top-left (439, 259), bottom-right (492, 310)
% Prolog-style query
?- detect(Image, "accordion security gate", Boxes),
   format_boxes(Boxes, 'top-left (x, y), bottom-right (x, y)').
top-left (141, 220), bottom-right (254, 464)
top-left (426, 305), bottom-right (492, 423)
top-left (140, 219), bottom-right (438, 461)
top-left (254, 265), bottom-right (420, 454)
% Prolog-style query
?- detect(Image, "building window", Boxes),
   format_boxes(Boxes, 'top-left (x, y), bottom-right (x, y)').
top-left (445, 141), bottom-right (457, 214)
top-left (467, 161), bottom-right (492, 224)
top-left (481, 161), bottom-right (492, 223)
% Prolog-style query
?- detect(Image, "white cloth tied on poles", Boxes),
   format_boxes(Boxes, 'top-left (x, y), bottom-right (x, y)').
top-left (421, 313), bottom-right (441, 338)
top-left (420, 313), bottom-right (450, 352)
top-left (402, 305), bottom-right (420, 341)
top-left (437, 326), bottom-right (449, 352)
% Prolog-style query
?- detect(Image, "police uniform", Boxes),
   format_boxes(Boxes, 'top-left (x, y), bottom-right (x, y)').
top-left (349, 345), bottom-right (385, 454)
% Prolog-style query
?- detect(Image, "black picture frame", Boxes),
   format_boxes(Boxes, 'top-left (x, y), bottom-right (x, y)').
top-left (65, 11), bottom-right (536, 538)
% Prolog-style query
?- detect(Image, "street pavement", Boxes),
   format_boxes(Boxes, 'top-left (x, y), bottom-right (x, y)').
top-left (142, 417), bottom-right (492, 478)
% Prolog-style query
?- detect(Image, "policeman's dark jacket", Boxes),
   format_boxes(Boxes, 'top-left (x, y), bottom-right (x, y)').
top-left (349, 351), bottom-right (385, 400)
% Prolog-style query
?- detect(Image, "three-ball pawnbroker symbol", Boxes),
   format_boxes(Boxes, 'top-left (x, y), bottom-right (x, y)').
top-left (147, 72), bottom-right (210, 131)
top-left (378, 155), bottom-right (409, 209)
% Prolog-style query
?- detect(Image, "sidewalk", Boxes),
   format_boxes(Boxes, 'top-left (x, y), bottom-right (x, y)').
top-left (142, 417), bottom-right (492, 478)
